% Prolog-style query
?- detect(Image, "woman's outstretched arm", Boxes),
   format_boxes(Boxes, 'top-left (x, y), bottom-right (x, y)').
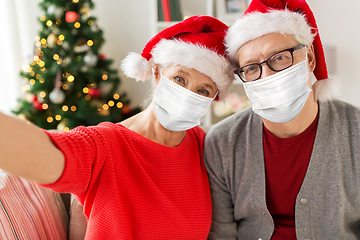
top-left (0, 112), bottom-right (64, 184)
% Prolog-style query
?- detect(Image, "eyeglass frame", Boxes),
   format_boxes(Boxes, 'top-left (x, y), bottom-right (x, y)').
top-left (234, 44), bottom-right (306, 82)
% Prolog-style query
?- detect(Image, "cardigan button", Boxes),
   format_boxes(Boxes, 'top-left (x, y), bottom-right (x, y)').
top-left (300, 198), bottom-right (308, 204)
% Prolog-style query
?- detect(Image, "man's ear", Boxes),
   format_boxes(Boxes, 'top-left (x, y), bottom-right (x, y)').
top-left (307, 44), bottom-right (316, 72)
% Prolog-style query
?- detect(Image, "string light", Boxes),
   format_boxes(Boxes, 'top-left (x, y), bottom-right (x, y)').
top-left (25, 85), bottom-right (31, 91)
top-left (64, 127), bottom-right (69, 131)
top-left (47, 117), bottom-right (53, 123)
top-left (62, 105), bottom-right (69, 111)
top-left (83, 87), bottom-right (89, 94)
top-left (56, 19), bottom-right (61, 25)
top-left (25, 94), bottom-right (33, 101)
top-left (108, 100), bottom-right (114, 107)
top-left (53, 54), bottom-right (60, 60)
top-left (85, 95), bottom-right (91, 100)
top-left (35, 41), bottom-right (41, 47)
top-left (87, 20), bottom-right (93, 25)
top-left (46, 20), bottom-right (53, 26)
top-left (71, 106), bottom-right (77, 111)
top-left (29, 71), bottom-right (35, 77)
top-left (39, 61), bottom-right (45, 67)
top-left (62, 84), bottom-right (69, 90)
top-left (67, 75), bottom-right (75, 82)
top-left (56, 59), bottom-right (62, 65)
top-left (55, 115), bottom-right (62, 121)
top-left (57, 40), bottom-right (63, 45)
top-left (87, 40), bottom-right (93, 46)
top-left (42, 103), bottom-right (48, 110)
top-left (40, 38), bottom-right (47, 44)
top-left (74, 22), bottom-right (81, 28)
top-left (113, 93), bottom-right (120, 100)
top-left (39, 79), bottom-right (45, 83)
top-left (36, 74), bottom-right (41, 80)
top-left (72, 0), bottom-right (79, 3)
top-left (102, 74), bottom-right (108, 81)
top-left (34, 36), bottom-right (40, 41)
top-left (103, 104), bottom-right (109, 110)
top-left (59, 34), bottom-right (65, 41)
top-left (29, 79), bottom-right (35, 85)
top-left (117, 102), bottom-right (123, 108)
top-left (33, 55), bottom-right (40, 61)
top-left (39, 91), bottom-right (46, 98)
top-left (40, 16), bottom-right (46, 21)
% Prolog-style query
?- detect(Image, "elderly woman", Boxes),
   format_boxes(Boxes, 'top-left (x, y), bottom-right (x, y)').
top-left (0, 15), bottom-right (234, 239)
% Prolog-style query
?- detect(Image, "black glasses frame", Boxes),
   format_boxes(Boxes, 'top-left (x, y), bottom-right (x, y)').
top-left (234, 44), bottom-right (305, 82)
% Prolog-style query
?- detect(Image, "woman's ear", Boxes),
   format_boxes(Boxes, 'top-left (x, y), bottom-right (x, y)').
top-left (307, 44), bottom-right (316, 72)
top-left (153, 65), bottom-right (161, 84)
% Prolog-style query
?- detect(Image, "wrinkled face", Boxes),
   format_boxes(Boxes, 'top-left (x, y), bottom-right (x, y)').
top-left (159, 65), bottom-right (218, 99)
top-left (237, 33), bottom-right (314, 82)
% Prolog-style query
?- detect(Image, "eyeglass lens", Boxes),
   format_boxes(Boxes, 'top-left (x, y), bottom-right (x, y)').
top-left (238, 50), bottom-right (294, 82)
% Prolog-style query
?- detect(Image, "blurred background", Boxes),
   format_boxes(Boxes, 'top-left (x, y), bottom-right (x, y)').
top-left (0, 0), bottom-right (359, 127)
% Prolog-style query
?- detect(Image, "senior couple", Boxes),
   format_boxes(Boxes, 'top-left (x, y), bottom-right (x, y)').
top-left (1, 0), bottom-right (359, 239)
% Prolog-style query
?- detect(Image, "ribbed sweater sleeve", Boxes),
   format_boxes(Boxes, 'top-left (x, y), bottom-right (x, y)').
top-left (41, 125), bottom-right (106, 196)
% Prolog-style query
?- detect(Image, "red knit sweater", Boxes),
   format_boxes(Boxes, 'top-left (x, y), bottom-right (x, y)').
top-left (42, 122), bottom-right (211, 239)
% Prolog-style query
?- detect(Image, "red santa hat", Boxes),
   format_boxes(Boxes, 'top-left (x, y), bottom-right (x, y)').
top-left (225, 0), bottom-right (341, 102)
top-left (121, 15), bottom-right (235, 100)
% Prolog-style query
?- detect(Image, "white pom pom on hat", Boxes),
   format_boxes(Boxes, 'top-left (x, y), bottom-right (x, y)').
top-left (121, 15), bottom-right (236, 100)
top-left (225, 0), bottom-right (341, 102)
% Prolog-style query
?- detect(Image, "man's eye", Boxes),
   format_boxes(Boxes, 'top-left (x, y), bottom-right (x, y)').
top-left (245, 65), bottom-right (258, 74)
top-left (275, 56), bottom-right (286, 61)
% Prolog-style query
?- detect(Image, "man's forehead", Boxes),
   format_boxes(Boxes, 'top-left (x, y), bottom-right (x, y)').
top-left (237, 33), bottom-right (297, 57)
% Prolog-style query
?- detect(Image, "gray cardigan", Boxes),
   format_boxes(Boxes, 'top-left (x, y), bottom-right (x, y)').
top-left (204, 100), bottom-right (360, 240)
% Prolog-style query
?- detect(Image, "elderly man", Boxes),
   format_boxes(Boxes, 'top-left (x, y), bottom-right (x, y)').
top-left (204, 0), bottom-right (360, 239)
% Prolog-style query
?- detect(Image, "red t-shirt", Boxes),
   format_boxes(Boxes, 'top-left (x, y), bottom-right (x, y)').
top-left (263, 114), bottom-right (319, 239)
top-left (42, 123), bottom-right (211, 239)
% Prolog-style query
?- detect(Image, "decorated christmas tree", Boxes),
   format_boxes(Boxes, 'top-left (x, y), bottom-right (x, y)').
top-left (13, 0), bottom-right (140, 130)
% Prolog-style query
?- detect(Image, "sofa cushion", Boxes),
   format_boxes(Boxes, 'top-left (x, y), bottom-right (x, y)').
top-left (69, 194), bottom-right (87, 240)
top-left (0, 170), bottom-right (68, 239)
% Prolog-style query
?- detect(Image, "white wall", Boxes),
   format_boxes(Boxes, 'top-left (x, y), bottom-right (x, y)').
top-left (91, 0), bottom-right (153, 109)
top-left (21, 0), bottom-right (360, 109)
top-left (307, 0), bottom-right (360, 106)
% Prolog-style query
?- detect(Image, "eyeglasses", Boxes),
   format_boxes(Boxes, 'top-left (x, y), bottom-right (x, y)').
top-left (234, 44), bottom-right (305, 82)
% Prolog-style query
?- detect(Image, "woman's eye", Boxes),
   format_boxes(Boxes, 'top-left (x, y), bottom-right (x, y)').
top-left (174, 77), bottom-right (185, 85)
top-left (198, 89), bottom-right (209, 96)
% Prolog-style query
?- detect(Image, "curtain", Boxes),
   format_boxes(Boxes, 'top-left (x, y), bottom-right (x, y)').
top-left (0, 0), bottom-right (41, 115)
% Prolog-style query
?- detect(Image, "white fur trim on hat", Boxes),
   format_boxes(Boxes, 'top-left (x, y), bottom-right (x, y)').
top-left (313, 77), bottom-right (342, 102)
top-left (225, 10), bottom-right (316, 65)
top-left (151, 39), bottom-right (235, 100)
top-left (121, 52), bottom-right (153, 81)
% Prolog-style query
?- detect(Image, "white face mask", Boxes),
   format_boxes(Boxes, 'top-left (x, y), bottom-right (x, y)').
top-left (152, 75), bottom-right (216, 131)
top-left (243, 60), bottom-right (312, 123)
